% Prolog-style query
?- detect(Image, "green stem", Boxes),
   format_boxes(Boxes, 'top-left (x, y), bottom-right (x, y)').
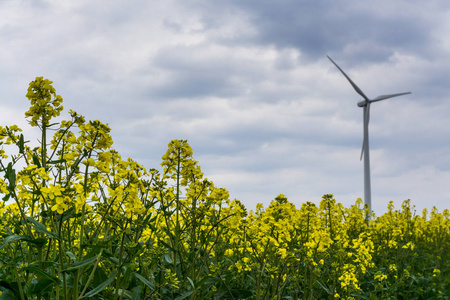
top-left (73, 204), bottom-right (86, 300)
top-left (9, 244), bottom-right (26, 300)
top-left (58, 213), bottom-right (68, 300)
top-left (74, 138), bottom-right (96, 298)
top-left (79, 249), bottom-right (104, 298)
top-left (174, 148), bottom-right (181, 275)
top-left (115, 226), bottom-right (128, 300)
top-left (41, 115), bottom-right (47, 170)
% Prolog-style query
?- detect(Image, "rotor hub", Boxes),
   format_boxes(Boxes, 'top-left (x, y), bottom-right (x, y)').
top-left (357, 100), bottom-right (367, 107)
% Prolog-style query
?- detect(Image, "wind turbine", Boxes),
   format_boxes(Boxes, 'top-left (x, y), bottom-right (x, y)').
top-left (327, 55), bottom-right (411, 216)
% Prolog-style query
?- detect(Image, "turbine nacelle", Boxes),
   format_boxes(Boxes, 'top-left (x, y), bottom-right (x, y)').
top-left (357, 100), bottom-right (367, 107)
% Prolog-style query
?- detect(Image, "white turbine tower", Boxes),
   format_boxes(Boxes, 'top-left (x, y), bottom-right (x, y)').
top-left (327, 56), bottom-right (411, 216)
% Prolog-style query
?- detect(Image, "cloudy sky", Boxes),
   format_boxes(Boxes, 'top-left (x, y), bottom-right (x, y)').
top-left (1, 0), bottom-right (449, 215)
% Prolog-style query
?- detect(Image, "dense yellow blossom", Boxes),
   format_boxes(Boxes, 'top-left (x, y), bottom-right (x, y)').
top-left (0, 78), bottom-right (448, 299)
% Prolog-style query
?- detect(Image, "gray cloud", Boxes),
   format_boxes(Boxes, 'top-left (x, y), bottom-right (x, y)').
top-left (0, 0), bottom-right (449, 214)
top-left (191, 0), bottom-right (440, 62)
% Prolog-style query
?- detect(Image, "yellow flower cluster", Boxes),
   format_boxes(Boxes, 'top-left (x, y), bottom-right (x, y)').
top-left (339, 264), bottom-right (360, 290)
top-left (25, 77), bottom-right (63, 127)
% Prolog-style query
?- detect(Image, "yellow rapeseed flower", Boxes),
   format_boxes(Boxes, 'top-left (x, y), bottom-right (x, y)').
top-left (433, 269), bottom-right (441, 277)
top-left (374, 271), bottom-right (387, 282)
top-left (51, 196), bottom-right (70, 214)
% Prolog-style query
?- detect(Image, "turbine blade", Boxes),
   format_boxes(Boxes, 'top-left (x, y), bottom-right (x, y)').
top-left (360, 139), bottom-right (365, 161)
top-left (371, 92), bottom-right (411, 103)
top-left (327, 55), bottom-right (370, 102)
top-left (360, 104), bottom-right (370, 161)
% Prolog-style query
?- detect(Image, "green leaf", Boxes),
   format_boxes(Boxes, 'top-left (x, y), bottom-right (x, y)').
top-left (6, 163), bottom-right (16, 190)
top-left (66, 251), bottom-right (77, 261)
top-left (2, 193), bottom-right (11, 202)
top-left (131, 286), bottom-right (142, 300)
top-left (79, 270), bottom-right (117, 299)
top-left (316, 279), bottom-right (332, 294)
top-left (64, 254), bottom-right (100, 272)
top-left (0, 235), bottom-right (32, 250)
top-left (0, 287), bottom-right (19, 300)
top-left (174, 290), bottom-right (195, 300)
top-left (193, 276), bottom-right (210, 290)
top-left (18, 134), bottom-right (24, 154)
top-left (22, 266), bottom-right (61, 284)
top-left (164, 253), bottom-right (173, 264)
top-left (134, 272), bottom-right (155, 290)
top-left (229, 289), bottom-right (252, 298)
top-left (28, 237), bottom-right (48, 246)
top-left (187, 277), bottom-right (195, 289)
top-left (108, 257), bottom-right (120, 265)
top-left (61, 208), bottom-right (82, 223)
top-left (29, 260), bottom-right (59, 268)
top-left (115, 289), bottom-right (134, 299)
top-left (26, 216), bottom-right (59, 240)
top-left (31, 277), bottom-right (55, 295)
top-left (121, 265), bottom-right (133, 288)
top-left (93, 267), bottom-right (108, 288)
top-left (32, 153), bottom-right (42, 168)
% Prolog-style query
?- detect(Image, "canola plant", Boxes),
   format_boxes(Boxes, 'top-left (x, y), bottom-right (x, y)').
top-left (0, 78), bottom-right (448, 299)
